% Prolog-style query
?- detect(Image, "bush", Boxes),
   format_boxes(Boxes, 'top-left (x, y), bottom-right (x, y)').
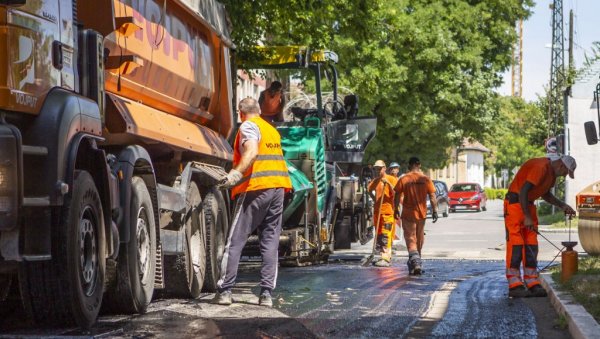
top-left (484, 188), bottom-right (508, 200)
top-left (537, 201), bottom-right (553, 216)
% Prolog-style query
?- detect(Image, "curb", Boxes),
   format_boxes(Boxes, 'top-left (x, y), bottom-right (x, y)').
top-left (538, 227), bottom-right (578, 234)
top-left (540, 272), bottom-right (600, 339)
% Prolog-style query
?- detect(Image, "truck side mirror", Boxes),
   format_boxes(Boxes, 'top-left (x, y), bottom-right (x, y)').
top-left (584, 121), bottom-right (599, 145)
top-left (0, 0), bottom-right (26, 5)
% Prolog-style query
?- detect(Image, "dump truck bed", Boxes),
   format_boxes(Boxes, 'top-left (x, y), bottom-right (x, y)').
top-left (78, 0), bottom-right (234, 159)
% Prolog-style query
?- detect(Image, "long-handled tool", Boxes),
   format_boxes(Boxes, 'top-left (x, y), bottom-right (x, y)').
top-left (362, 180), bottom-right (393, 266)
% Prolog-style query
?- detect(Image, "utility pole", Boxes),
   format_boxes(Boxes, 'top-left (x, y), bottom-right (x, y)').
top-left (564, 9), bottom-right (574, 154)
top-left (511, 19), bottom-right (523, 98)
top-left (548, 0), bottom-right (565, 138)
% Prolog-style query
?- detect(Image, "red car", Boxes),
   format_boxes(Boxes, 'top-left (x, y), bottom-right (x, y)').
top-left (448, 183), bottom-right (487, 212)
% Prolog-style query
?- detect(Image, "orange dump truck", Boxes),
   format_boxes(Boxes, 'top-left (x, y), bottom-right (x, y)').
top-left (0, 0), bottom-right (234, 328)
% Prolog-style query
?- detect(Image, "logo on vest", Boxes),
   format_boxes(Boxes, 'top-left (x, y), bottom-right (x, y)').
top-left (265, 143), bottom-right (281, 149)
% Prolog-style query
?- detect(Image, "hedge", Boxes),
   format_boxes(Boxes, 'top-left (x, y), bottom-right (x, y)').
top-left (484, 188), bottom-right (508, 200)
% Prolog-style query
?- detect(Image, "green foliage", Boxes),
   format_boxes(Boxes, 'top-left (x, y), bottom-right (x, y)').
top-left (538, 211), bottom-right (564, 225)
top-left (222, 0), bottom-right (534, 168)
top-left (553, 256), bottom-right (600, 323)
top-left (483, 96), bottom-right (546, 183)
top-left (484, 188), bottom-right (507, 200)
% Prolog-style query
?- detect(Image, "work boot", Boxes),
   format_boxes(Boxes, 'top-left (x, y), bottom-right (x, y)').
top-left (258, 289), bottom-right (273, 307)
top-left (529, 285), bottom-right (548, 298)
top-left (373, 259), bottom-right (390, 267)
top-left (407, 253), bottom-right (422, 276)
top-left (508, 285), bottom-right (531, 298)
top-left (412, 257), bottom-right (423, 275)
top-left (212, 290), bottom-right (233, 305)
top-left (407, 259), bottom-right (414, 274)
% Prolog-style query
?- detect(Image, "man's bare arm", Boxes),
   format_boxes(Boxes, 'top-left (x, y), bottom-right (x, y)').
top-left (541, 191), bottom-right (576, 215)
top-left (519, 182), bottom-right (534, 218)
top-left (541, 191), bottom-right (564, 208)
top-left (429, 192), bottom-right (437, 212)
top-left (234, 140), bottom-right (259, 174)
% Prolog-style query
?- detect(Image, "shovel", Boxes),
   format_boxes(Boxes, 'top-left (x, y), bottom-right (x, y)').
top-left (362, 180), bottom-right (394, 266)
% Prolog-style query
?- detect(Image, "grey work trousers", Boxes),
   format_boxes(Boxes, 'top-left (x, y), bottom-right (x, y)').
top-left (217, 188), bottom-right (284, 292)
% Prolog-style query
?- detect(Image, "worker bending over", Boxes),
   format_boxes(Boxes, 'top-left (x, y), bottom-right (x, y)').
top-left (259, 81), bottom-right (285, 123)
top-left (504, 155), bottom-right (576, 298)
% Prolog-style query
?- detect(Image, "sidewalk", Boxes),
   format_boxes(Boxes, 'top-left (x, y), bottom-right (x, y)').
top-left (540, 272), bottom-right (600, 339)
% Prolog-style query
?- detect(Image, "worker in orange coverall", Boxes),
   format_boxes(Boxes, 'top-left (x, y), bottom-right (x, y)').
top-left (394, 157), bottom-right (437, 275)
top-left (368, 160), bottom-right (398, 267)
top-left (504, 155), bottom-right (577, 298)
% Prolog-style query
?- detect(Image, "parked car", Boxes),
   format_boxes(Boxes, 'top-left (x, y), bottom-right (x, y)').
top-left (448, 183), bottom-right (487, 212)
top-left (427, 180), bottom-right (450, 217)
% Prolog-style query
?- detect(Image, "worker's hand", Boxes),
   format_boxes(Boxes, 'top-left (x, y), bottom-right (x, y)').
top-left (562, 204), bottom-right (576, 217)
top-left (219, 169), bottom-right (243, 188)
top-left (523, 215), bottom-right (536, 231)
top-left (432, 211), bottom-right (438, 223)
top-left (394, 209), bottom-right (400, 220)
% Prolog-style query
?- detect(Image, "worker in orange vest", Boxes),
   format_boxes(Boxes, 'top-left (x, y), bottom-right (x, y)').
top-left (214, 97), bottom-right (292, 307)
top-left (259, 81), bottom-right (285, 123)
top-left (504, 155), bottom-right (576, 298)
top-left (387, 162), bottom-right (402, 244)
top-left (394, 157), bottom-right (437, 275)
top-left (368, 160), bottom-right (398, 267)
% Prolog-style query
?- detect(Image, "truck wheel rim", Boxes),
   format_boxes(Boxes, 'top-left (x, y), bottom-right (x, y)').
top-left (136, 207), bottom-right (151, 282)
top-left (79, 206), bottom-right (98, 296)
top-left (190, 221), bottom-right (202, 276)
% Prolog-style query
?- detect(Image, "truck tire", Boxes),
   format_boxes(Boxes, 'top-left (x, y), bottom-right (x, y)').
top-left (202, 188), bottom-right (229, 292)
top-left (162, 181), bottom-right (206, 298)
top-left (19, 170), bottom-right (105, 328)
top-left (103, 176), bottom-right (156, 314)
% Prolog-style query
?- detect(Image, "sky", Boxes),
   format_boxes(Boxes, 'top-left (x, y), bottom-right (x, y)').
top-left (497, 0), bottom-right (600, 101)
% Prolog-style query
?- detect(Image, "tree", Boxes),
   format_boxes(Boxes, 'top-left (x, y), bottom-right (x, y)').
top-left (483, 96), bottom-right (546, 184)
top-left (222, 0), bottom-right (533, 168)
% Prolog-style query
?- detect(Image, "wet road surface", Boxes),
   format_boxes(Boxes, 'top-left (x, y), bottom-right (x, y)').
top-left (0, 200), bottom-right (572, 338)
top-left (0, 258), bottom-right (569, 338)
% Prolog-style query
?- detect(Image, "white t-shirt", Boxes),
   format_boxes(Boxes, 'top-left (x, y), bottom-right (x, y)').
top-left (238, 120), bottom-right (261, 154)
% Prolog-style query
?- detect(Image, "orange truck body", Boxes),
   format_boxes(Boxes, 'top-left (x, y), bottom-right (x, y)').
top-left (0, 0), bottom-right (234, 161)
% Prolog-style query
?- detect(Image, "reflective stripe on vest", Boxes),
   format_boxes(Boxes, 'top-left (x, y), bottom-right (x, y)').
top-left (231, 117), bottom-right (292, 198)
top-left (261, 90), bottom-right (282, 116)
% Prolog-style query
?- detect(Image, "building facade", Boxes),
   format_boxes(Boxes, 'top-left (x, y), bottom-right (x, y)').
top-left (565, 63), bottom-right (600, 208)
top-left (428, 139), bottom-right (490, 188)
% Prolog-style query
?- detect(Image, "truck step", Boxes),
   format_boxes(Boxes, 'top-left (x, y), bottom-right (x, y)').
top-left (22, 197), bottom-right (50, 207)
top-left (22, 255), bottom-right (52, 261)
top-left (154, 241), bottom-right (164, 289)
top-left (22, 145), bottom-right (48, 156)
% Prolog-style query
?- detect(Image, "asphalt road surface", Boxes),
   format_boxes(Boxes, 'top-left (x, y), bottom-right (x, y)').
top-left (0, 200), bottom-right (573, 338)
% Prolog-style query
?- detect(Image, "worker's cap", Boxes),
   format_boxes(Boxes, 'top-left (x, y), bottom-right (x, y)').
top-left (560, 155), bottom-right (576, 179)
top-left (408, 157), bottom-right (420, 166)
top-left (389, 162), bottom-right (400, 168)
top-left (373, 160), bottom-right (386, 168)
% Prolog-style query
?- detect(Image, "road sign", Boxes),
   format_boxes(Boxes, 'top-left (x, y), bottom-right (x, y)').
top-left (545, 137), bottom-right (557, 154)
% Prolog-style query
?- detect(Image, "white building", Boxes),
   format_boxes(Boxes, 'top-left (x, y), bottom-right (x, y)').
top-left (429, 139), bottom-right (490, 188)
top-left (565, 62), bottom-right (600, 207)
top-left (236, 70), bottom-right (266, 103)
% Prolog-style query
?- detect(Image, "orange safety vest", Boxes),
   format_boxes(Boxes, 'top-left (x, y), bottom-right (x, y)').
top-left (260, 90), bottom-right (282, 116)
top-left (231, 117), bottom-right (292, 198)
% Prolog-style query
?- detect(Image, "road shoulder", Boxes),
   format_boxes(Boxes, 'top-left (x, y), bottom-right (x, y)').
top-left (540, 272), bottom-right (600, 339)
